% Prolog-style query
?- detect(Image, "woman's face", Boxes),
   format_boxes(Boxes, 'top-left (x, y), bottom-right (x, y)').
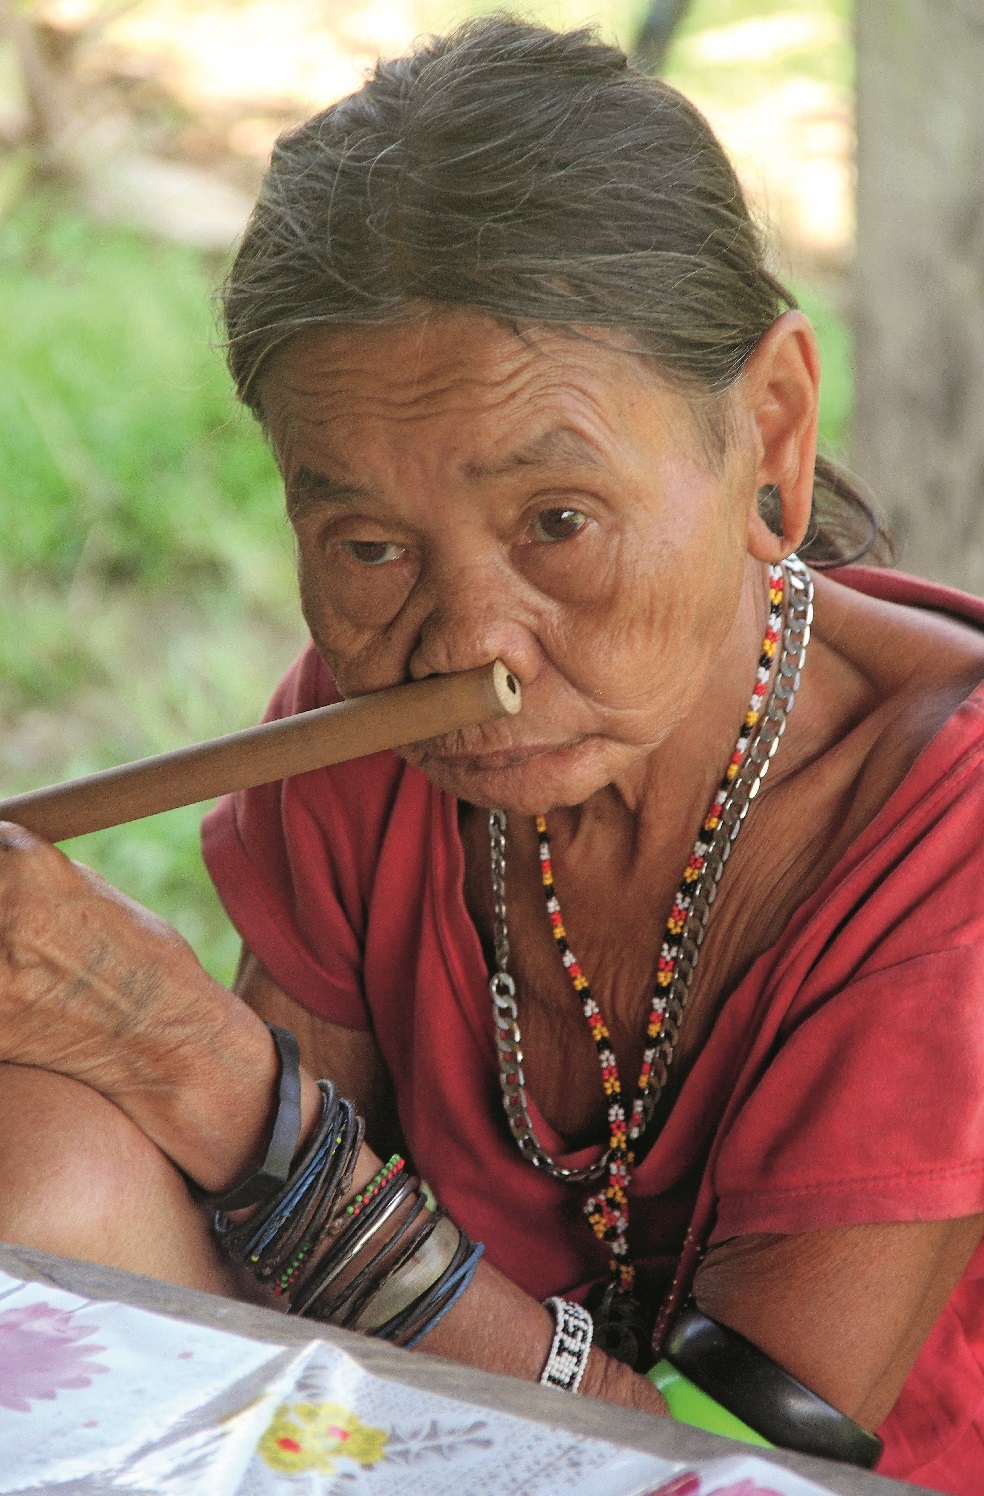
top-left (261, 312), bottom-right (758, 813)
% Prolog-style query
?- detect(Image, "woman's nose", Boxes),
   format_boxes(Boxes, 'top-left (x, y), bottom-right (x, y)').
top-left (406, 555), bottom-right (539, 685)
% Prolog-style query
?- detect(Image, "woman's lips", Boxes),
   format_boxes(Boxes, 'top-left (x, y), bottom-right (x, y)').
top-left (420, 741), bottom-right (579, 770)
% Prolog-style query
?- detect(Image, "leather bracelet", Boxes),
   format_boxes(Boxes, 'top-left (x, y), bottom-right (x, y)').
top-left (214, 1080), bottom-right (338, 1261)
top-left (253, 1099), bottom-right (361, 1273)
top-left (243, 1091), bottom-right (348, 1269)
top-left (663, 1306), bottom-right (883, 1470)
top-left (194, 1023), bottom-right (303, 1213)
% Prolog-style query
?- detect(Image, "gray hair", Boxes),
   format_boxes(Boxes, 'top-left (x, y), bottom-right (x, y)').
top-left (222, 15), bottom-right (885, 564)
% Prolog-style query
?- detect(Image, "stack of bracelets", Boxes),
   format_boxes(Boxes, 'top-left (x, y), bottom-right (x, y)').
top-left (202, 1026), bottom-right (484, 1348)
top-left (199, 1026), bottom-right (887, 1465)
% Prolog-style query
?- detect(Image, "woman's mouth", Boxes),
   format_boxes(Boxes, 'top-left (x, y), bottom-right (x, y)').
top-left (415, 741), bottom-right (580, 771)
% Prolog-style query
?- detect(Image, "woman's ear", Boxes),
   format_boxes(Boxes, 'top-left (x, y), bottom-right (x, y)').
top-left (741, 311), bottom-right (820, 562)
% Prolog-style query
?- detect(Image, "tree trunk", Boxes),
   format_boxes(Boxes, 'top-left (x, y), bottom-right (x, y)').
top-left (632, 0), bottom-right (694, 74)
top-left (853, 0), bottom-right (984, 593)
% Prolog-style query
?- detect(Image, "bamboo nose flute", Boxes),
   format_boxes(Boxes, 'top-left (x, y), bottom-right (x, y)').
top-left (0, 660), bottom-right (521, 844)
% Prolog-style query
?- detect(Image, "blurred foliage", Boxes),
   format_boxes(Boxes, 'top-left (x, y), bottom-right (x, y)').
top-left (672, 0), bottom-right (850, 56)
top-left (796, 280), bottom-right (852, 457)
top-left (665, 0), bottom-right (852, 108)
top-left (0, 191), bottom-right (305, 983)
top-left (0, 195), bottom-right (289, 597)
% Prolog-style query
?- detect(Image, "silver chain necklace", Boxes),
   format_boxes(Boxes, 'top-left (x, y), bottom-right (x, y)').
top-left (488, 555), bottom-right (814, 1184)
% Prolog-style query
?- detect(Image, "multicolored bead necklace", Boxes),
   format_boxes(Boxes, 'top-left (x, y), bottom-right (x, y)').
top-left (489, 557), bottom-right (814, 1308)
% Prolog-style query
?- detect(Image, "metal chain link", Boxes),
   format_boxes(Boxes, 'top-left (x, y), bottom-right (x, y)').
top-left (488, 555), bottom-right (815, 1184)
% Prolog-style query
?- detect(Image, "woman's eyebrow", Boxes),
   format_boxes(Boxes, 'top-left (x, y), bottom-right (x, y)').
top-left (466, 425), bottom-right (604, 478)
top-left (285, 427), bottom-right (602, 514)
top-left (286, 466), bottom-right (372, 516)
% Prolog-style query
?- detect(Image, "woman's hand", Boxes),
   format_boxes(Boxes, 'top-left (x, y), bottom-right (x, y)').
top-left (0, 821), bottom-right (320, 1191)
top-left (0, 821), bottom-right (216, 1086)
top-left (580, 1346), bottom-right (670, 1415)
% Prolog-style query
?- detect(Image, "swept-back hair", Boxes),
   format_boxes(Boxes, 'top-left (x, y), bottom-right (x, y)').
top-left (223, 15), bottom-right (885, 565)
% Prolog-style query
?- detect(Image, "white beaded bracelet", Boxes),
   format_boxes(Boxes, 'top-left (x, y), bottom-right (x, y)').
top-left (540, 1296), bottom-right (594, 1393)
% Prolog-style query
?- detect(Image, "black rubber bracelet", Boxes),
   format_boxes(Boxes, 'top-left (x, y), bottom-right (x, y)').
top-left (195, 1023), bottom-right (303, 1213)
top-left (664, 1306), bottom-right (883, 1470)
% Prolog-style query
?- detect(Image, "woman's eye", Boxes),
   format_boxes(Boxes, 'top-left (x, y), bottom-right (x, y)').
top-left (529, 507), bottom-right (587, 543)
top-left (340, 540), bottom-right (406, 566)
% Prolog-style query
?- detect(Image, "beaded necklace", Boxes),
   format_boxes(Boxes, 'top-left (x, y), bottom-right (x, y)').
top-left (489, 557), bottom-right (814, 1357)
top-left (539, 563), bottom-right (785, 1289)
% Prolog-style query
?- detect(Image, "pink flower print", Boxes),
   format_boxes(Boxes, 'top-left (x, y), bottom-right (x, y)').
top-left (709, 1482), bottom-right (785, 1496)
top-left (0, 1303), bottom-right (108, 1412)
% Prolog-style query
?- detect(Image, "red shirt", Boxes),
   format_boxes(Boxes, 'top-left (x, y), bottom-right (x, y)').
top-left (203, 568), bottom-right (984, 1493)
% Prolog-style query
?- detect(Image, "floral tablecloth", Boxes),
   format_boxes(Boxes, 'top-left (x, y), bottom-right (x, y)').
top-left (0, 1268), bottom-right (845, 1495)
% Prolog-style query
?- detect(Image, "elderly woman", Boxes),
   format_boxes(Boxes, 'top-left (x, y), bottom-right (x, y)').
top-left (2, 17), bottom-right (984, 1492)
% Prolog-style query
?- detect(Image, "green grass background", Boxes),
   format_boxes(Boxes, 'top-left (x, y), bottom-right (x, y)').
top-left (0, 0), bottom-right (853, 985)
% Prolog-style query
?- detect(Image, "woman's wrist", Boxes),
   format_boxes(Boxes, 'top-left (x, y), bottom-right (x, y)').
top-left (212, 1095), bottom-right (483, 1345)
top-left (124, 979), bottom-right (326, 1194)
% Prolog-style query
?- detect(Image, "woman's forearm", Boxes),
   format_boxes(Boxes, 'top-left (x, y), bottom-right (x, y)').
top-left (0, 823), bottom-right (664, 1415)
top-left (220, 1087), bottom-right (665, 1415)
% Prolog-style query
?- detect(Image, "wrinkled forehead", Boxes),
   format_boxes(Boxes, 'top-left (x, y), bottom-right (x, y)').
top-left (257, 310), bottom-right (695, 457)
